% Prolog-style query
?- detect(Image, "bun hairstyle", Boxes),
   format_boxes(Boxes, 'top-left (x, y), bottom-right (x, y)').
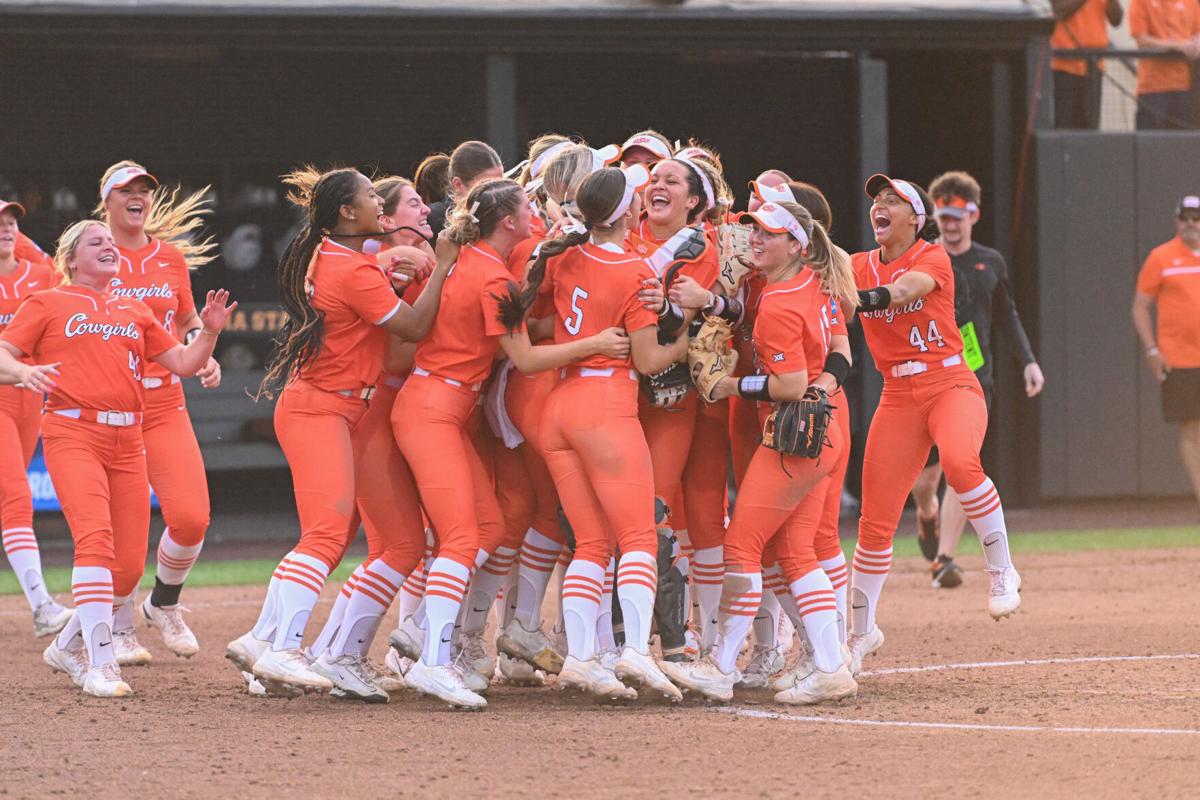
top-left (442, 177), bottom-right (525, 247)
top-left (414, 153), bottom-right (451, 205)
top-left (448, 140), bottom-right (502, 191)
top-left (258, 166), bottom-right (365, 399)
top-left (495, 167), bottom-right (627, 332)
top-left (95, 159), bottom-right (216, 269)
top-left (52, 219), bottom-right (110, 284)
top-left (775, 201), bottom-right (859, 312)
top-left (785, 180), bottom-right (834, 233)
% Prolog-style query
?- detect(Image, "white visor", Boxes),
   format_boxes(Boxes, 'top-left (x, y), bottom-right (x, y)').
top-left (529, 141), bottom-right (575, 180)
top-left (603, 164), bottom-right (651, 226)
top-left (738, 202), bottom-right (809, 250)
top-left (751, 180), bottom-right (796, 205)
top-left (101, 166), bottom-right (159, 201)
top-left (620, 134), bottom-right (672, 162)
top-left (590, 144), bottom-right (622, 173)
top-left (865, 173), bottom-right (927, 229)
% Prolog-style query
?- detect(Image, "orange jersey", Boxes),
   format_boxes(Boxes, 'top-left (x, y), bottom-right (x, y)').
top-left (299, 238), bottom-right (402, 392)
top-left (1051, 0), bottom-right (1110, 76)
top-left (0, 259), bottom-right (55, 346)
top-left (1, 285), bottom-right (176, 412)
top-left (113, 238), bottom-right (196, 383)
top-left (853, 240), bottom-right (964, 374)
top-left (629, 220), bottom-right (720, 289)
top-left (1136, 235), bottom-right (1200, 367)
top-left (542, 241), bottom-right (658, 371)
top-left (1130, 0), bottom-right (1200, 94)
top-left (14, 233), bottom-right (52, 269)
top-left (751, 269), bottom-right (835, 384)
top-left (412, 242), bottom-right (511, 385)
top-left (507, 216), bottom-right (546, 282)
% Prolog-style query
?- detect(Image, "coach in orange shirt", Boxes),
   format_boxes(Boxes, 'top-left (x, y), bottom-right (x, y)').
top-left (1129, 0), bottom-right (1200, 129)
top-left (1133, 194), bottom-right (1200, 505)
top-left (1051, 0), bottom-right (1124, 129)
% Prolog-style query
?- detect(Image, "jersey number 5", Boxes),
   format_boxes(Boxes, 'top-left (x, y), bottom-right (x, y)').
top-left (564, 286), bottom-right (589, 336)
top-left (908, 319), bottom-right (945, 353)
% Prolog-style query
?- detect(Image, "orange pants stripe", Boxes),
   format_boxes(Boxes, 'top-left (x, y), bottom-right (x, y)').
top-left (142, 383), bottom-right (210, 548)
top-left (0, 385), bottom-right (41, 533)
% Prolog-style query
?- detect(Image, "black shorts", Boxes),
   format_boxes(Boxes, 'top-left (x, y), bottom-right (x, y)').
top-left (1162, 368), bottom-right (1200, 424)
top-left (925, 384), bottom-right (994, 467)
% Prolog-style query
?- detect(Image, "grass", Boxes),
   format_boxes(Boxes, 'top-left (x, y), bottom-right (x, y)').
top-left (1, 526), bottom-right (1196, 598)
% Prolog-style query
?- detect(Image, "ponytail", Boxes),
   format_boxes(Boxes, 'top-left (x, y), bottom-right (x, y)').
top-left (143, 185), bottom-right (218, 269)
top-left (495, 229), bottom-right (589, 332)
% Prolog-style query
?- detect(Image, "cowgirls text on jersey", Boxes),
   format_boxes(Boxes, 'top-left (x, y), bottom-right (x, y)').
top-left (109, 278), bottom-right (174, 302)
top-left (0, 311), bottom-right (14, 326)
top-left (859, 297), bottom-right (926, 324)
top-left (63, 312), bottom-right (141, 341)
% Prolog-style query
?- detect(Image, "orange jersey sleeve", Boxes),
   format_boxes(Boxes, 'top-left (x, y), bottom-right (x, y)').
top-left (13, 233), bottom-right (52, 270)
top-left (0, 259), bottom-right (55, 348)
top-left (1136, 237), bottom-right (1200, 367)
top-left (751, 271), bottom-right (833, 383)
top-left (113, 239), bottom-right (196, 382)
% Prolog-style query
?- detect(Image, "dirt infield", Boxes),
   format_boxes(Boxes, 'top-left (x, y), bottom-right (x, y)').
top-left (4, 547), bottom-right (1198, 799)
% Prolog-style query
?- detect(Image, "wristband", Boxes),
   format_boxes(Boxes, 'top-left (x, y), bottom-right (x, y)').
top-left (822, 351), bottom-right (851, 388)
top-left (658, 301), bottom-right (686, 334)
top-left (184, 328), bottom-right (202, 345)
top-left (738, 374), bottom-right (771, 401)
top-left (857, 286), bottom-right (892, 312)
top-left (702, 292), bottom-right (719, 313)
top-left (716, 296), bottom-right (743, 324)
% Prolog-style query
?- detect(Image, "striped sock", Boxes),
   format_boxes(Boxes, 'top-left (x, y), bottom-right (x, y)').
top-left (422, 557), bottom-right (471, 666)
top-left (713, 570), bottom-right (761, 674)
top-left (396, 556), bottom-right (428, 627)
top-left (331, 560), bottom-right (404, 658)
top-left (819, 552), bottom-right (850, 644)
top-left (554, 548), bottom-right (572, 643)
top-left (692, 545), bottom-right (723, 652)
top-left (310, 563), bottom-right (364, 659)
top-left (562, 559), bottom-right (605, 661)
top-left (154, 527), bottom-right (203, 592)
top-left (596, 557), bottom-right (616, 652)
top-left (72, 566), bottom-right (115, 666)
top-left (791, 568), bottom-right (842, 673)
top-left (251, 549), bottom-right (294, 641)
top-left (959, 478), bottom-right (1013, 570)
top-left (616, 550), bottom-right (657, 653)
top-left (763, 563), bottom-right (802, 630)
top-left (461, 547), bottom-right (519, 635)
top-left (2, 526), bottom-right (51, 611)
top-left (850, 544), bottom-right (893, 635)
top-left (272, 553), bottom-right (329, 652)
top-left (515, 528), bottom-right (561, 630)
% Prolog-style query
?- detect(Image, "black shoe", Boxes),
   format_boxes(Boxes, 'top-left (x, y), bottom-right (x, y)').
top-left (930, 555), bottom-right (963, 589)
top-left (916, 513), bottom-right (940, 562)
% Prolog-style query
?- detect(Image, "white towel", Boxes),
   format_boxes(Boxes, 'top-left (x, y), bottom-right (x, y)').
top-left (484, 360), bottom-right (525, 449)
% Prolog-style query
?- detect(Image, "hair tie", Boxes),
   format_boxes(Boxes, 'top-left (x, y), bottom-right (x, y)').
top-left (468, 200), bottom-right (481, 225)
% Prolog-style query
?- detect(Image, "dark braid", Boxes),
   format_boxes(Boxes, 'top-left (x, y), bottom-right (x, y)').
top-left (257, 167), bottom-right (362, 399)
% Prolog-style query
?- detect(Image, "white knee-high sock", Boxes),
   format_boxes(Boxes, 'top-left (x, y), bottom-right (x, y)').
top-left (112, 591), bottom-right (137, 632)
top-left (819, 552), bottom-right (850, 644)
top-left (754, 572), bottom-right (784, 648)
top-left (616, 551), bottom-right (657, 653)
top-left (331, 559), bottom-right (404, 658)
top-left (515, 528), bottom-right (561, 631)
top-left (72, 566), bottom-right (115, 666)
top-left (3, 526), bottom-right (52, 610)
top-left (155, 527), bottom-right (203, 587)
top-left (310, 563), bottom-right (364, 659)
top-left (713, 571), bottom-right (761, 674)
top-left (272, 553), bottom-right (329, 652)
top-left (958, 478), bottom-right (1013, 570)
top-left (691, 545), bottom-right (723, 651)
top-left (461, 546), bottom-right (519, 635)
top-left (561, 559), bottom-right (605, 661)
top-left (421, 557), bottom-right (471, 666)
top-left (495, 557), bottom-right (518, 628)
top-left (763, 563), bottom-right (802, 630)
top-left (850, 544), bottom-right (892, 635)
top-left (596, 557), bottom-right (616, 652)
top-left (396, 558), bottom-right (428, 626)
top-left (790, 568), bottom-right (842, 673)
top-left (251, 549), bottom-right (294, 641)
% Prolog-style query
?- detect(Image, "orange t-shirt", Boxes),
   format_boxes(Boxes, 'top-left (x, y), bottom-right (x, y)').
top-left (113, 238), bottom-right (196, 383)
top-left (752, 270), bottom-right (835, 384)
top-left (14, 233), bottom-right (53, 270)
top-left (299, 238), bottom-right (402, 392)
top-left (412, 242), bottom-right (512, 385)
top-left (1130, 0), bottom-right (1200, 94)
top-left (1051, 0), bottom-right (1110, 76)
top-left (628, 220), bottom-right (720, 289)
top-left (852, 240), bottom-right (964, 374)
top-left (1136, 235), bottom-right (1200, 367)
top-left (1, 285), bottom-right (177, 412)
top-left (542, 241), bottom-right (658, 371)
top-left (0, 259), bottom-right (55, 351)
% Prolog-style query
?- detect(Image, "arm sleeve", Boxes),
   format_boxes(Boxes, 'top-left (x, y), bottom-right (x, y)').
top-left (142, 308), bottom-right (179, 359)
top-left (990, 259), bottom-right (1037, 366)
top-left (345, 261), bottom-right (403, 326)
top-left (0, 295), bottom-right (46, 357)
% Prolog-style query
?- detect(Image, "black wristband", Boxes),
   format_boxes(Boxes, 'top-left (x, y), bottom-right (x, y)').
top-left (658, 301), bottom-right (686, 334)
top-left (184, 328), bottom-right (202, 345)
top-left (823, 351), bottom-right (851, 388)
top-left (857, 286), bottom-right (892, 312)
top-left (716, 295), bottom-right (742, 324)
top-left (738, 374), bottom-right (771, 401)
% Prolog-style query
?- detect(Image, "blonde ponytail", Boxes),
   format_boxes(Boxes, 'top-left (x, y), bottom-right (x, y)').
top-left (805, 219), bottom-right (858, 311)
top-left (144, 184), bottom-right (217, 269)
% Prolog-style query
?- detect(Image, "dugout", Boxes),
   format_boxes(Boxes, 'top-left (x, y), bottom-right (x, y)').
top-left (0, 0), bottom-right (1053, 502)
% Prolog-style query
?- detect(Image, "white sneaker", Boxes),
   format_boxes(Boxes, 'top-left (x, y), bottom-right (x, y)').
top-left (737, 644), bottom-right (785, 689)
top-left (226, 631), bottom-right (270, 673)
top-left (44, 635), bottom-right (89, 687)
top-left (252, 647), bottom-right (332, 694)
top-left (598, 648), bottom-right (620, 672)
top-left (241, 671), bottom-right (268, 697)
top-left (497, 652), bottom-right (546, 687)
top-left (558, 656), bottom-right (638, 701)
top-left (454, 631), bottom-right (493, 693)
top-left (987, 566), bottom-right (1022, 620)
top-left (365, 657), bottom-right (406, 694)
top-left (81, 662), bottom-right (133, 698)
top-left (405, 659), bottom-right (487, 710)
top-left (614, 646), bottom-right (682, 702)
top-left (773, 664), bottom-right (858, 705)
top-left (32, 601), bottom-right (73, 638)
top-left (769, 639), bottom-right (816, 692)
top-left (313, 652), bottom-right (389, 704)
top-left (141, 599), bottom-right (199, 658)
top-left (387, 616), bottom-right (424, 661)
top-left (659, 654), bottom-right (735, 702)
top-left (113, 628), bottom-right (153, 666)
top-left (496, 620), bottom-right (565, 674)
top-left (847, 627), bottom-right (885, 677)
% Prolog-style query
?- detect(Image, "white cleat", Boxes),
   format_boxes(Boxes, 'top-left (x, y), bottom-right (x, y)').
top-left (496, 620), bottom-right (565, 674)
top-left (659, 654), bottom-right (736, 703)
top-left (614, 646), bottom-right (683, 702)
top-left (141, 599), bottom-right (199, 658)
top-left (387, 616), bottom-right (424, 661)
top-left (558, 656), bottom-right (638, 701)
top-left (769, 639), bottom-right (816, 692)
top-left (241, 671), bottom-right (268, 697)
top-left (313, 652), bottom-right (389, 704)
top-left (81, 662), bottom-right (133, 698)
top-left (32, 601), bottom-right (73, 639)
top-left (252, 647), bottom-right (333, 695)
top-left (987, 567), bottom-right (1022, 620)
top-left (365, 657), bottom-right (406, 694)
top-left (598, 648), bottom-right (620, 672)
top-left (384, 647), bottom-right (411, 680)
top-left (44, 635), bottom-right (89, 687)
top-left (497, 652), bottom-right (546, 687)
top-left (113, 628), bottom-right (153, 666)
top-left (773, 664), bottom-right (858, 706)
top-left (405, 659), bottom-right (487, 710)
top-left (847, 627), bottom-right (885, 677)
top-left (737, 644), bottom-right (785, 689)
top-left (226, 631), bottom-right (270, 674)
top-left (454, 631), bottom-right (493, 694)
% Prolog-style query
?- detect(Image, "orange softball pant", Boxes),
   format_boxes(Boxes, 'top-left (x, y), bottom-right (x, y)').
top-left (505, 369), bottom-right (562, 542)
top-left (0, 385), bottom-right (41, 532)
top-left (728, 395), bottom-right (761, 487)
top-left (142, 383), bottom-right (210, 548)
top-left (815, 389), bottom-right (852, 561)
top-left (392, 374), bottom-right (504, 569)
top-left (858, 365), bottom-right (988, 553)
top-left (639, 391), bottom-right (698, 526)
top-left (541, 371), bottom-right (657, 567)
top-left (42, 413), bottom-right (150, 596)
top-left (682, 396), bottom-right (731, 550)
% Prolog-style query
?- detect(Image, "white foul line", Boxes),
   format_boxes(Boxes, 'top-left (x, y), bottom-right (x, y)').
top-left (859, 653), bottom-right (1200, 677)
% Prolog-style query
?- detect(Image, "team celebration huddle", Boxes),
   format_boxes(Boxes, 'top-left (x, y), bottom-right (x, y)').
top-left (0, 129), bottom-right (1023, 709)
